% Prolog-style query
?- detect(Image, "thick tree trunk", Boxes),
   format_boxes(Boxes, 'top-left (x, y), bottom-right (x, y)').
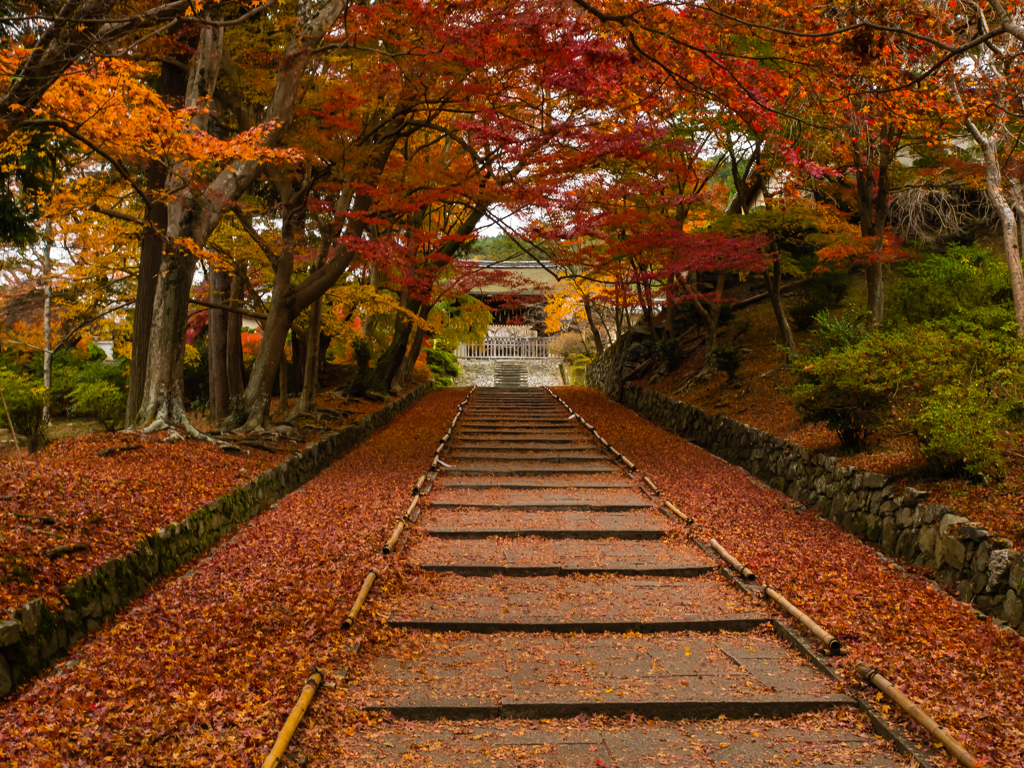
top-left (135, 252), bottom-right (195, 429)
top-left (275, 356), bottom-right (290, 413)
top-left (369, 300), bottom-right (420, 394)
top-left (207, 267), bottom-right (231, 422)
top-left (395, 304), bottom-right (430, 390)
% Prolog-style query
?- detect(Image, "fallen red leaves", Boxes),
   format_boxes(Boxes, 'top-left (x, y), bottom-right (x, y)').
top-left (559, 385), bottom-right (1024, 767)
top-left (0, 387), bottom-right (462, 766)
top-left (0, 432), bottom-right (279, 612)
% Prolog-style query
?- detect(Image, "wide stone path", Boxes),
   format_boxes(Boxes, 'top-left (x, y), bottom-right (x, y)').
top-left (335, 388), bottom-right (908, 766)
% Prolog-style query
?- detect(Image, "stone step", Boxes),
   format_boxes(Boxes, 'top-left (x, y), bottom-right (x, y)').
top-left (454, 435), bottom-right (583, 444)
top-left (409, 537), bottom-right (713, 576)
top-left (388, 575), bottom-right (767, 633)
top-left (428, 488), bottom-right (649, 511)
top-left (445, 461), bottom-right (619, 475)
top-left (317, 715), bottom-right (906, 767)
top-left (446, 443), bottom-right (597, 453)
top-left (351, 630), bottom-right (853, 720)
top-left (424, 510), bottom-right (669, 539)
top-left (434, 476), bottom-right (634, 490)
top-left (447, 451), bottom-right (609, 463)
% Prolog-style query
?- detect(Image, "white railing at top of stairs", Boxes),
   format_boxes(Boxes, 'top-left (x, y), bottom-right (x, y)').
top-left (456, 337), bottom-right (552, 359)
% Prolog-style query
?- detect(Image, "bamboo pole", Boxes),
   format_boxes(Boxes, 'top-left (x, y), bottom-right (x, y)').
top-left (621, 456), bottom-right (635, 470)
top-left (642, 475), bottom-right (659, 494)
top-left (857, 663), bottom-right (977, 768)
top-left (343, 569), bottom-right (378, 628)
top-left (764, 587), bottom-right (841, 655)
top-left (662, 500), bottom-right (694, 524)
top-left (709, 538), bottom-right (755, 580)
top-left (413, 474), bottom-right (427, 495)
top-left (405, 497), bottom-right (419, 518)
top-left (261, 669), bottom-right (324, 768)
top-left (383, 520), bottom-right (405, 554)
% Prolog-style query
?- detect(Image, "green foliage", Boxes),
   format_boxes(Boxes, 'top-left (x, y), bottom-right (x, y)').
top-left (789, 345), bottom-right (890, 448)
top-left (0, 370), bottom-right (45, 443)
top-left (429, 296), bottom-right (492, 350)
top-left (710, 346), bottom-right (744, 381)
top-left (888, 245), bottom-right (1014, 331)
top-left (425, 347), bottom-right (460, 386)
top-left (69, 380), bottom-right (126, 431)
top-left (914, 383), bottom-right (1005, 481)
top-left (804, 308), bottom-right (873, 357)
top-left (790, 322), bottom-right (1024, 472)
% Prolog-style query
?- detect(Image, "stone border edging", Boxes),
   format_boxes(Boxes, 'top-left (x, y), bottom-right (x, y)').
top-left (619, 383), bottom-right (1024, 635)
top-left (0, 380), bottom-right (435, 697)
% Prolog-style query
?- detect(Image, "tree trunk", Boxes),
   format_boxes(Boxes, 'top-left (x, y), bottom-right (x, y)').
top-left (207, 267), bottom-right (231, 422)
top-left (852, 121), bottom-right (899, 325)
top-left (368, 299), bottom-right (420, 394)
top-left (395, 304), bottom-right (430, 390)
top-left (126, 57), bottom-right (187, 424)
top-left (226, 268), bottom-right (245, 399)
top-left (291, 321), bottom-right (306, 394)
top-left (583, 294), bottom-right (604, 354)
top-left (963, 118), bottom-right (1024, 338)
top-left (275, 355), bottom-right (290, 413)
top-left (764, 260), bottom-right (797, 353)
top-left (289, 296), bottom-right (323, 417)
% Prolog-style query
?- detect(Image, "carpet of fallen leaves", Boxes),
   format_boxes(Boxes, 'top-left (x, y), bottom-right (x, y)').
top-left (559, 386), bottom-right (1024, 767)
top-left (652, 301), bottom-right (1024, 547)
top-left (0, 384), bottom-right (428, 614)
top-left (0, 433), bottom-right (279, 612)
top-left (0, 387), bottom-right (463, 767)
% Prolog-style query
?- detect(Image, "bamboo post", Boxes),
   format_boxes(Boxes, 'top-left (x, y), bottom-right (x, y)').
top-left (857, 663), bottom-right (977, 768)
top-left (709, 538), bottom-right (755, 580)
top-left (764, 586), bottom-right (841, 655)
top-left (661, 500), bottom-right (694, 524)
top-left (343, 569), bottom-right (378, 629)
top-left (642, 475), bottom-right (660, 494)
top-left (261, 669), bottom-right (324, 768)
top-left (382, 520), bottom-right (405, 554)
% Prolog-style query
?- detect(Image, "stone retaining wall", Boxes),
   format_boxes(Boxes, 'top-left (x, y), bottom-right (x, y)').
top-left (454, 359), bottom-right (562, 387)
top-left (0, 381), bottom-right (434, 697)
top-left (620, 383), bottom-right (1024, 635)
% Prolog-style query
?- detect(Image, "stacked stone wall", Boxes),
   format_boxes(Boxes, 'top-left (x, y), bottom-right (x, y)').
top-left (620, 383), bottom-right (1024, 635)
top-left (0, 381), bottom-right (434, 697)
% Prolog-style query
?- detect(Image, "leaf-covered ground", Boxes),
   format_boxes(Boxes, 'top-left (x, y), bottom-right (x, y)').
top-left (559, 386), bottom-right (1024, 767)
top-left (651, 300), bottom-right (1024, 547)
top-left (0, 387), bottom-right (420, 613)
top-left (0, 387), bottom-right (462, 766)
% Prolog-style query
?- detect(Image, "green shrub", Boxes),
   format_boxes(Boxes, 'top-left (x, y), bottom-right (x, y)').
top-left (790, 347), bottom-right (890, 448)
top-left (0, 370), bottom-right (45, 445)
top-left (804, 308), bottom-right (873, 357)
top-left (566, 352), bottom-right (592, 385)
top-left (913, 382), bottom-right (1005, 480)
top-left (69, 380), bottom-right (126, 431)
top-left (889, 244), bottom-right (1014, 330)
top-left (426, 347), bottom-right (460, 386)
top-left (710, 346), bottom-right (744, 381)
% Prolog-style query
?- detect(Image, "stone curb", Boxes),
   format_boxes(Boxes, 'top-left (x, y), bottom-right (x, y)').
top-left (616, 383), bottom-right (1024, 637)
top-left (0, 380), bottom-right (435, 698)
